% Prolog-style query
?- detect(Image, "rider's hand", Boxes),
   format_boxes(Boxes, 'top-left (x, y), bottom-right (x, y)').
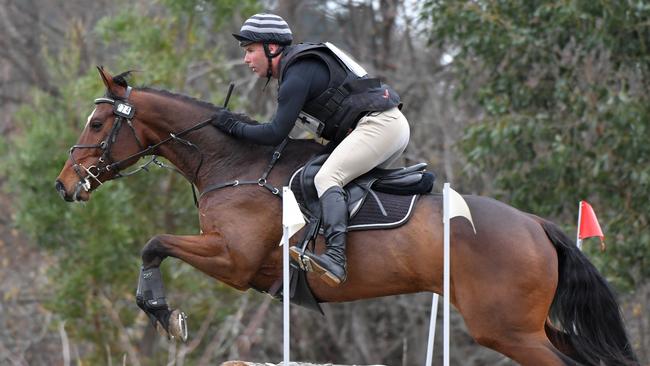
top-left (212, 111), bottom-right (242, 137)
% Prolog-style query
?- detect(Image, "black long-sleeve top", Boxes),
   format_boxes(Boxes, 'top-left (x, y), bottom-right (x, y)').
top-left (233, 58), bottom-right (330, 145)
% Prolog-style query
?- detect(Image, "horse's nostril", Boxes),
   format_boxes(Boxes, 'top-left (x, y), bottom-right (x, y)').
top-left (55, 179), bottom-right (64, 192)
top-left (55, 179), bottom-right (71, 201)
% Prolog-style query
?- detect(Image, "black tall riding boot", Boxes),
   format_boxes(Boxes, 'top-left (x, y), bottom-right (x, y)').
top-left (296, 186), bottom-right (348, 286)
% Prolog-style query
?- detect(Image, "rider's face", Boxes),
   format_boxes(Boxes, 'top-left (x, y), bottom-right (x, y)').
top-left (243, 43), bottom-right (282, 78)
top-left (243, 43), bottom-right (268, 78)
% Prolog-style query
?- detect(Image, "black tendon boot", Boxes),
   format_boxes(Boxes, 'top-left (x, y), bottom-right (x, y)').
top-left (303, 186), bottom-right (348, 286)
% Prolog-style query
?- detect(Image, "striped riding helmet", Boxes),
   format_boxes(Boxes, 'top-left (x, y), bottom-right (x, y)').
top-left (232, 13), bottom-right (293, 46)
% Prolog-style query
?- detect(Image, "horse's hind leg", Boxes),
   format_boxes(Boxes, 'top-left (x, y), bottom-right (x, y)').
top-left (475, 331), bottom-right (580, 365)
top-left (456, 285), bottom-right (579, 364)
top-left (450, 215), bottom-right (579, 364)
top-left (459, 296), bottom-right (578, 365)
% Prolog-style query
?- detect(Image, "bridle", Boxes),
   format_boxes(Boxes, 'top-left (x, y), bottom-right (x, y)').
top-left (69, 86), bottom-right (143, 191)
top-left (68, 86), bottom-right (215, 200)
top-left (67, 84), bottom-right (287, 204)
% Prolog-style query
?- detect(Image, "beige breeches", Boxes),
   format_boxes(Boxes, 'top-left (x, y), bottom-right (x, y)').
top-left (314, 107), bottom-right (410, 197)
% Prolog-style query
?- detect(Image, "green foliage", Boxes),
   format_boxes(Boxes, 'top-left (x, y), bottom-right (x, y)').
top-left (422, 0), bottom-right (650, 290)
top-left (160, 0), bottom-right (260, 27)
top-left (2, 0), bottom-right (260, 363)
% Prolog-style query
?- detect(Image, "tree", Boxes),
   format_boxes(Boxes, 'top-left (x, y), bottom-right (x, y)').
top-left (3, 0), bottom-right (571, 364)
top-left (2, 0), bottom-right (260, 364)
top-left (422, 0), bottom-right (649, 359)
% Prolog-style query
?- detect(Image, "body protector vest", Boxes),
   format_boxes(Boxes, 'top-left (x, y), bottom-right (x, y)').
top-left (279, 42), bottom-right (401, 143)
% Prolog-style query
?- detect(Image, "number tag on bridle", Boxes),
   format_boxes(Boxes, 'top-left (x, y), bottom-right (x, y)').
top-left (114, 101), bottom-right (135, 119)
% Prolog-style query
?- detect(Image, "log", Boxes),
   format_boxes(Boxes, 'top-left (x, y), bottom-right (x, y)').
top-left (221, 362), bottom-right (387, 366)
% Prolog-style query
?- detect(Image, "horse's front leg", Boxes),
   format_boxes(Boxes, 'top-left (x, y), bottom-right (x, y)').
top-left (135, 232), bottom-right (256, 341)
top-left (136, 234), bottom-right (185, 341)
top-left (136, 264), bottom-right (187, 341)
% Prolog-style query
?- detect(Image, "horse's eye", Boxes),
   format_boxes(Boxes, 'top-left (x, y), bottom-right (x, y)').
top-left (90, 120), bottom-right (103, 131)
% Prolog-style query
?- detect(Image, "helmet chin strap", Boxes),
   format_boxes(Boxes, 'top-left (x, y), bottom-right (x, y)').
top-left (263, 43), bottom-right (285, 89)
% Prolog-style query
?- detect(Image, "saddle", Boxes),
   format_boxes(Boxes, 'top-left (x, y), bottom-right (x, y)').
top-left (269, 154), bottom-right (435, 314)
top-left (289, 154), bottom-right (435, 230)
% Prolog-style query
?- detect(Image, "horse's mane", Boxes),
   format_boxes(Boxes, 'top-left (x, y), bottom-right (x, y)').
top-left (109, 71), bottom-right (259, 125)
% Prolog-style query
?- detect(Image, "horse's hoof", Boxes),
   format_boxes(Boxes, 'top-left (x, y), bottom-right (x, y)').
top-left (168, 309), bottom-right (188, 342)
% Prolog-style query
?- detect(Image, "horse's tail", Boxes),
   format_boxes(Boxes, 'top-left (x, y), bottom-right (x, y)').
top-left (540, 220), bottom-right (639, 366)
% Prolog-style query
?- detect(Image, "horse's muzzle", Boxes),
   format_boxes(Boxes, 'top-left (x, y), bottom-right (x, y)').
top-left (55, 179), bottom-right (74, 202)
top-left (54, 179), bottom-right (72, 202)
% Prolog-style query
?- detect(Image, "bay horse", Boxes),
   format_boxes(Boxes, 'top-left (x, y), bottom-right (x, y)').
top-left (55, 67), bottom-right (638, 366)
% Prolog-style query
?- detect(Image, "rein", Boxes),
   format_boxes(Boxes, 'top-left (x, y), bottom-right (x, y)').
top-left (69, 84), bottom-right (287, 206)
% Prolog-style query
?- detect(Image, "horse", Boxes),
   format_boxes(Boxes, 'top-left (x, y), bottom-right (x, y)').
top-left (55, 67), bottom-right (639, 366)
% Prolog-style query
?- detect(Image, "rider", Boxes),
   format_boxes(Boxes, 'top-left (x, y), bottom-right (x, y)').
top-left (214, 13), bottom-right (410, 286)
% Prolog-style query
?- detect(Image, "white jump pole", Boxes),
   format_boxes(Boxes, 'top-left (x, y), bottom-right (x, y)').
top-left (424, 293), bottom-right (439, 366)
top-left (424, 183), bottom-right (475, 366)
top-left (424, 183), bottom-right (452, 366)
top-left (442, 183), bottom-right (451, 366)
top-left (282, 217), bottom-right (290, 365)
top-left (281, 187), bottom-right (306, 366)
top-left (576, 200), bottom-right (583, 250)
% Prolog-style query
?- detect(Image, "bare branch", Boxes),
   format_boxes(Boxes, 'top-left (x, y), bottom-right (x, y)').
top-left (4, 0), bottom-right (66, 37)
top-left (174, 302), bottom-right (220, 363)
top-left (0, 94), bottom-right (24, 104)
top-left (58, 321), bottom-right (71, 366)
top-left (98, 293), bottom-right (142, 366)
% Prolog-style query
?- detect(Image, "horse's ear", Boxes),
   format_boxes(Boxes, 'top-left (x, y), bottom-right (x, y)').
top-left (96, 65), bottom-right (121, 93)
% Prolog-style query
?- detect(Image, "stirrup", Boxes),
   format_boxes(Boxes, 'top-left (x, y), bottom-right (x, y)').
top-left (289, 247), bottom-right (345, 286)
top-left (289, 246), bottom-right (313, 272)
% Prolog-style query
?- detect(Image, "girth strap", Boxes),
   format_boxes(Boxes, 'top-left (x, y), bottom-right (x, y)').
top-left (200, 139), bottom-right (288, 199)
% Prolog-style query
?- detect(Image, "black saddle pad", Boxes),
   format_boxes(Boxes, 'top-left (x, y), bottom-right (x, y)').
top-left (288, 168), bottom-right (420, 231)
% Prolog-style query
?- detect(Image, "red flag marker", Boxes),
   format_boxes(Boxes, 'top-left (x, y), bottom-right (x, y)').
top-left (577, 200), bottom-right (605, 251)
